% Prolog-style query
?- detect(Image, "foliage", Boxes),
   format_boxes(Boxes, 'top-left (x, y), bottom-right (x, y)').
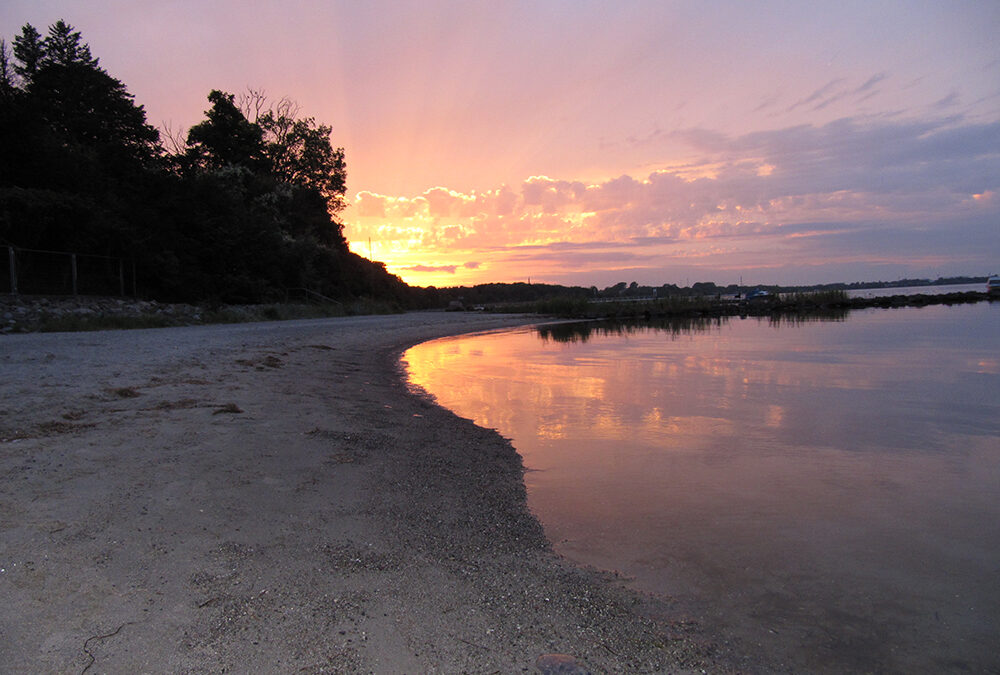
top-left (11, 23), bottom-right (44, 81)
top-left (254, 96), bottom-right (347, 217)
top-left (184, 90), bottom-right (267, 172)
top-left (1, 20), bottom-right (162, 262)
top-left (0, 19), bottom-right (411, 307)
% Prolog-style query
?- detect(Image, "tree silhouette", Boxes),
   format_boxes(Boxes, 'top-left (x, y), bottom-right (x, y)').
top-left (2, 20), bottom-right (161, 255)
top-left (42, 20), bottom-right (96, 68)
top-left (7, 20), bottom-right (160, 170)
top-left (1, 19), bottom-right (415, 307)
top-left (237, 90), bottom-right (348, 217)
top-left (11, 23), bottom-right (43, 82)
top-left (258, 104), bottom-right (347, 215)
top-left (185, 90), bottom-right (266, 172)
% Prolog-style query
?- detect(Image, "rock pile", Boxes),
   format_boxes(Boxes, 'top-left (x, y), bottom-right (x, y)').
top-left (0, 295), bottom-right (205, 333)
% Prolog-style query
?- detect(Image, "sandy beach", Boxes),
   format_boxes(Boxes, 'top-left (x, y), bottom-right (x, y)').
top-left (0, 312), bottom-right (729, 673)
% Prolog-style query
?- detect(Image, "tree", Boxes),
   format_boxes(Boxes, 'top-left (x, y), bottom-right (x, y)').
top-left (11, 23), bottom-right (43, 82)
top-left (30, 61), bottom-right (160, 159)
top-left (180, 89), bottom-right (348, 245)
top-left (238, 90), bottom-right (347, 216)
top-left (2, 19), bottom-right (161, 257)
top-left (258, 106), bottom-right (347, 215)
top-left (43, 20), bottom-right (96, 68)
top-left (7, 20), bottom-right (160, 166)
top-left (185, 90), bottom-right (266, 172)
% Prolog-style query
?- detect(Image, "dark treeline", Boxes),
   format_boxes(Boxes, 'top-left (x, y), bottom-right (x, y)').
top-left (0, 20), bottom-right (419, 307)
top-left (425, 275), bottom-right (988, 308)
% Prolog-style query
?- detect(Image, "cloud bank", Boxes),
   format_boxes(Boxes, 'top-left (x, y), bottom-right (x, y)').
top-left (347, 114), bottom-right (999, 286)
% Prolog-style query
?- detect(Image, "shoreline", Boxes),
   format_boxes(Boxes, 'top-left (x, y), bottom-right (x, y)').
top-left (0, 313), bottom-right (734, 673)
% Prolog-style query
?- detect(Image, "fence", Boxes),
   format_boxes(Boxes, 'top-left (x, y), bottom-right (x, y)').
top-left (2, 246), bottom-right (137, 297)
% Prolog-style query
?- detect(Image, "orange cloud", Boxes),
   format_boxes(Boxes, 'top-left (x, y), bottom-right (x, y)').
top-left (345, 116), bottom-right (999, 287)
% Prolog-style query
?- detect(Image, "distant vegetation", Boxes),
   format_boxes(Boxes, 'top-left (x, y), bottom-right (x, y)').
top-left (425, 276), bottom-right (988, 311)
top-left (497, 288), bottom-right (989, 321)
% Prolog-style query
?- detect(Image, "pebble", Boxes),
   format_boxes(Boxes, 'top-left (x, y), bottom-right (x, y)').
top-left (536, 653), bottom-right (591, 674)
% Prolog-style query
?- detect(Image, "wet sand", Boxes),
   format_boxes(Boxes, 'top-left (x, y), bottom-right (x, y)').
top-left (0, 312), bottom-right (732, 673)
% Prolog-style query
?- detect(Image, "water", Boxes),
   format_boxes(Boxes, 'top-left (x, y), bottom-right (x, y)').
top-left (403, 303), bottom-right (1000, 673)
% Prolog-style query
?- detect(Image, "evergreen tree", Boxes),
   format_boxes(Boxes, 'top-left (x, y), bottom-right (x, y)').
top-left (11, 23), bottom-right (43, 82)
top-left (1, 20), bottom-right (160, 254)
top-left (43, 20), bottom-right (96, 68)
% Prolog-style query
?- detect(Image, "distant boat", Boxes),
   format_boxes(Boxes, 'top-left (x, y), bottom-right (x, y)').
top-left (746, 288), bottom-right (771, 300)
top-left (988, 275), bottom-right (1000, 296)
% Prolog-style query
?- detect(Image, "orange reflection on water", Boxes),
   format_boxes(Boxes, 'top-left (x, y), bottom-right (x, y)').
top-left (404, 317), bottom-right (922, 473)
top-left (404, 324), bottom-right (755, 465)
top-left (403, 305), bottom-right (1000, 673)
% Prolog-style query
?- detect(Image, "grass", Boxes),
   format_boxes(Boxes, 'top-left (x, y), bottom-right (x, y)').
top-left (29, 301), bottom-right (388, 333)
top-left (36, 313), bottom-right (178, 332)
top-left (495, 294), bottom-right (737, 319)
top-left (778, 289), bottom-right (850, 306)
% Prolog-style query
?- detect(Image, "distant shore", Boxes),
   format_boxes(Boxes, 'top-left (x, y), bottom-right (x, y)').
top-left (0, 313), bottom-right (739, 673)
top-left (498, 288), bottom-right (994, 321)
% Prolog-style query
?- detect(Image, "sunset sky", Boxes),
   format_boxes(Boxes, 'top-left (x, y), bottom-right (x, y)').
top-left (4, 1), bottom-right (998, 287)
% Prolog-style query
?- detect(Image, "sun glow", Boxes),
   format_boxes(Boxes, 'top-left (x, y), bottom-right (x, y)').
top-left (344, 110), bottom-right (999, 288)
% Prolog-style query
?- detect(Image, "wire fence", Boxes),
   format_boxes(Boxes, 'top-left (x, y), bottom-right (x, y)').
top-left (2, 246), bottom-right (136, 297)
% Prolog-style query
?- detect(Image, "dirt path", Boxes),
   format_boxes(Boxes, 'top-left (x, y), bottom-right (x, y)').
top-left (1, 313), bottom-right (729, 673)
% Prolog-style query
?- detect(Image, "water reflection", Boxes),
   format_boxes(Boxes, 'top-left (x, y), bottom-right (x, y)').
top-left (404, 303), bottom-right (1000, 672)
top-left (537, 310), bottom-right (850, 344)
top-left (763, 307), bottom-right (849, 325)
top-left (537, 316), bottom-right (728, 343)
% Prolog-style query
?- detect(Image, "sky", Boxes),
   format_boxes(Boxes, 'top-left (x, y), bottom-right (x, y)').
top-left (3, 1), bottom-right (999, 288)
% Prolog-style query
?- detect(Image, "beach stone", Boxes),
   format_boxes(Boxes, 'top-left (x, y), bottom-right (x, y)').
top-left (536, 653), bottom-right (591, 674)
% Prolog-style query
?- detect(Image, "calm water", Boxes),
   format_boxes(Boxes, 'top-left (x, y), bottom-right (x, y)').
top-left (403, 303), bottom-right (1000, 673)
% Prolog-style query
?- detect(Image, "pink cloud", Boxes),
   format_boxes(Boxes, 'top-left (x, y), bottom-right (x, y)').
top-left (354, 191), bottom-right (387, 217)
top-left (345, 114), bottom-right (999, 286)
top-left (403, 264), bottom-right (459, 274)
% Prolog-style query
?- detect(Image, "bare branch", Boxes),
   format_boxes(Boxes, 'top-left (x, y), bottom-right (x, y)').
top-left (159, 120), bottom-right (189, 155)
top-left (275, 96), bottom-right (299, 120)
top-left (238, 87), bottom-right (268, 123)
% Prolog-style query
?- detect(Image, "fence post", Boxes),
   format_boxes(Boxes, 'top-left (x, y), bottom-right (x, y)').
top-left (7, 247), bottom-right (16, 295)
top-left (71, 253), bottom-right (78, 296)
